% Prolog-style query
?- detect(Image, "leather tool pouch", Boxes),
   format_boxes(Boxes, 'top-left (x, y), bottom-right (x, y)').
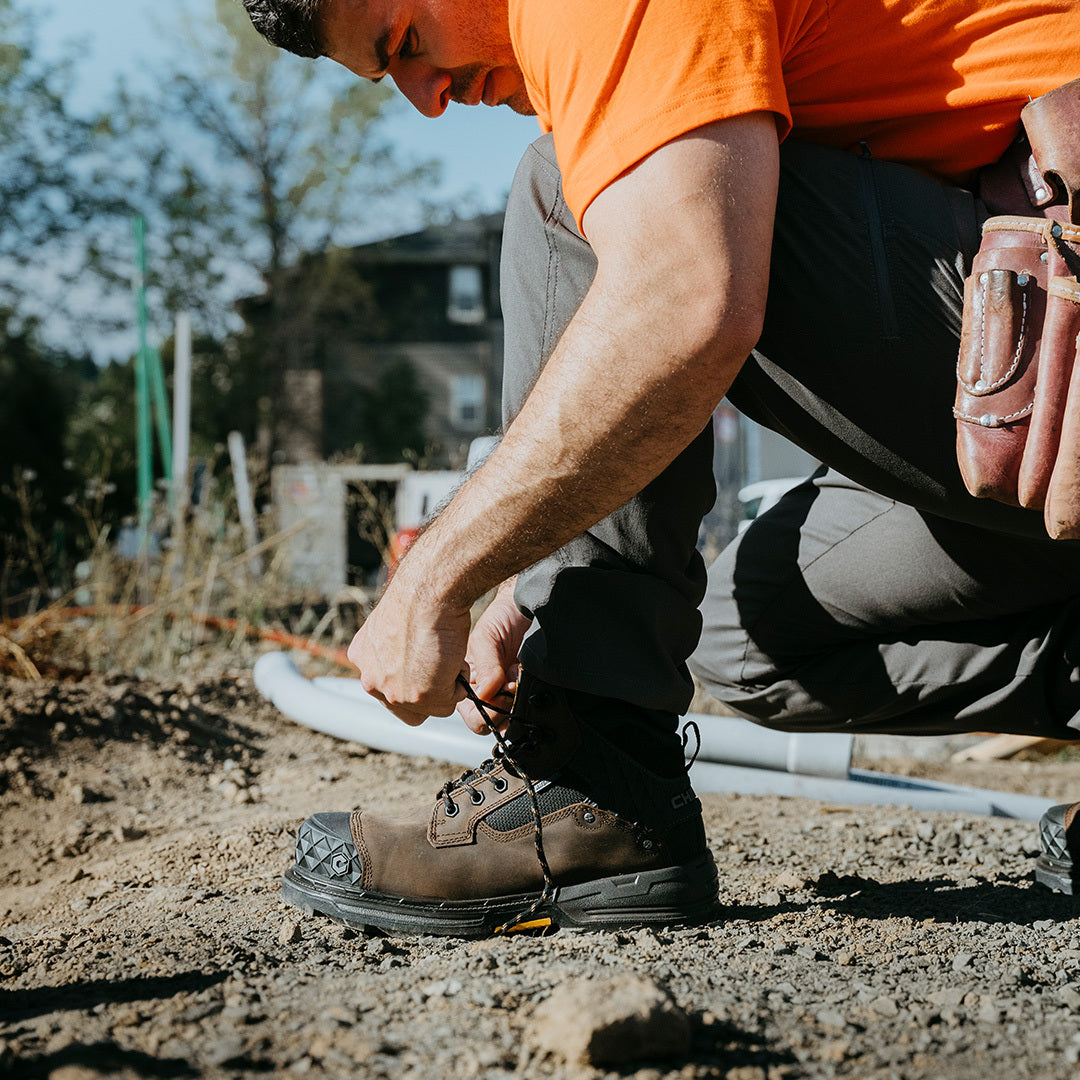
top-left (956, 79), bottom-right (1080, 538)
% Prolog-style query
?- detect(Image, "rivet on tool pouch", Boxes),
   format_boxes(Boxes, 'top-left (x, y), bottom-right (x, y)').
top-left (956, 77), bottom-right (1080, 539)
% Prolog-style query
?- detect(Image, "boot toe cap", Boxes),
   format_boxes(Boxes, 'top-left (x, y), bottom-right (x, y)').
top-left (294, 811), bottom-right (364, 886)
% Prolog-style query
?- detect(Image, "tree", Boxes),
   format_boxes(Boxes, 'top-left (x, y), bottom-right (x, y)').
top-left (94, 0), bottom-right (438, 451)
top-left (0, 0), bottom-right (110, 337)
top-left (0, 312), bottom-right (92, 596)
top-left (352, 359), bottom-right (431, 464)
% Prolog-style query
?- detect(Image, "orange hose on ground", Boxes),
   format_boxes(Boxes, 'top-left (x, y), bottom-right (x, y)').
top-left (3, 606), bottom-right (354, 671)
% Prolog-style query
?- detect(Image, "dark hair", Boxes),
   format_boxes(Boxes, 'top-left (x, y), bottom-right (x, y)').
top-left (240, 0), bottom-right (326, 59)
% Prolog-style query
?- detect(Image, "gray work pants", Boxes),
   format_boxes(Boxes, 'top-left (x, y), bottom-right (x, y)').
top-left (500, 134), bottom-right (1080, 739)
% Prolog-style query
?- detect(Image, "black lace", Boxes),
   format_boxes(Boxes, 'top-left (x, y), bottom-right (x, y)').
top-left (454, 674), bottom-right (556, 933)
top-left (681, 719), bottom-right (701, 769)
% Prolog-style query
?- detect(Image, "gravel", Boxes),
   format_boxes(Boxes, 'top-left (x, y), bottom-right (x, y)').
top-left (0, 668), bottom-right (1078, 1078)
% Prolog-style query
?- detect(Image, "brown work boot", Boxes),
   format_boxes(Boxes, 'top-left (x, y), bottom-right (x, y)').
top-left (1035, 801), bottom-right (1080, 895)
top-left (281, 673), bottom-right (720, 936)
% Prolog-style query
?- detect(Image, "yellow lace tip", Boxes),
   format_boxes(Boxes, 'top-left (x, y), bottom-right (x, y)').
top-left (496, 916), bottom-right (553, 935)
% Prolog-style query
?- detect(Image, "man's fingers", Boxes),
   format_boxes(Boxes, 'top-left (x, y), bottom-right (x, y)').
top-left (457, 682), bottom-right (514, 735)
top-left (360, 673), bottom-right (465, 726)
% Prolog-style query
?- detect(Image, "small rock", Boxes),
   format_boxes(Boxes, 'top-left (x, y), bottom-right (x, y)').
top-left (772, 870), bottom-right (806, 893)
top-left (204, 1036), bottom-right (246, 1067)
top-left (422, 979), bottom-right (463, 998)
top-left (928, 988), bottom-right (964, 1007)
top-left (820, 1039), bottom-right (851, 1063)
top-left (871, 996), bottom-right (899, 1018)
top-left (527, 975), bottom-right (691, 1067)
top-left (279, 919), bottom-right (302, 945)
top-left (952, 953), bottom-right (974, 972)
top-left (1059, 986), bottom-right (1080, 1010)
top-left (815, 1008), bottom-right (848, 1031)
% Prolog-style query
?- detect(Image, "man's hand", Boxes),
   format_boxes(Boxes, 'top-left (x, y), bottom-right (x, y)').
top-left (346, 562), bottom-right (471, 725)
top-left (458, 578), bottom-right (532, 734)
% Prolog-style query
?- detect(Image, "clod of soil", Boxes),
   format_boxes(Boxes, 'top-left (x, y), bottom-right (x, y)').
top-left (528, 974), bottom-right (691, 1066)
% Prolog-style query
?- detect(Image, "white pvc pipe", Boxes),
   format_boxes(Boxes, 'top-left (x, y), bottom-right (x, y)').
top-left (253, 653), bottom-right (1054, 820)
top-left (688, 760), bottom-right (1053, 820)
top-left (228, 430), bottom-right (263, 576)
top-left (171, 312), bottom-right (192, 514)
top-left (255, 652), bottom-right (489, 765)
top-left (170, 313), bottom-right (192, 589)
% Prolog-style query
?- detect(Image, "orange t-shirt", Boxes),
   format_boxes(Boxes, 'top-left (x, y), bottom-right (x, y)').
top-left (509, 0), bottom-right (1080, 226)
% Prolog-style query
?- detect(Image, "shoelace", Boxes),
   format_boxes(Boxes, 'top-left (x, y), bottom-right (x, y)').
top-left (455, 674), bottom-right (556, 933)
top-left (681, 719), bottom-right (701, 769)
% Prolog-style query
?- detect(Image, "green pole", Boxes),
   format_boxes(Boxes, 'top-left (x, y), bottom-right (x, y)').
top-left (148, 345), bottom-right (174, 491)
top-left (132, 216), bottom-right (153, 540)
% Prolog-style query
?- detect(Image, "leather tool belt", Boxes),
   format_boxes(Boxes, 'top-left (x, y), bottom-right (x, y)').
top-left (956, 78), bottom-right (1080, 538)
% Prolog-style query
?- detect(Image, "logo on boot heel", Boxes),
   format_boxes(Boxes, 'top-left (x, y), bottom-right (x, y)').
top-left (671, 788), bottom-right (696, 811)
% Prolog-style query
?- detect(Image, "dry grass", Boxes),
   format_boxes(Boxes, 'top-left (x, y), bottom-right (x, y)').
top-left (0, 463), bottom-right (385, 681)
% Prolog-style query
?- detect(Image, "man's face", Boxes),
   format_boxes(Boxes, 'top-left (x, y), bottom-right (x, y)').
top-left (322, 0), bottom-right (534, 118)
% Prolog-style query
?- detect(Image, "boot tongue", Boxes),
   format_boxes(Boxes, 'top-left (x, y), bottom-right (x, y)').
top-left (500, 679), bottom-right (581, 779)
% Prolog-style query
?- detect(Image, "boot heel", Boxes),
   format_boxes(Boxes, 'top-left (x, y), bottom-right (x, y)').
top-left (1036, 803), bottom-right (1080, 895)
top-left (552, 853), bottom-right (721, 928)
top-left (1034, 854), bottom-right (1079, 895)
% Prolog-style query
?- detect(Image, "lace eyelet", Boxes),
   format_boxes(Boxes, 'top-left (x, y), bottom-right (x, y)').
top-left (470, 790), bottom-right (485, 805)
top-left (491, 776), bottom-right (508, 793)
top-left (444, 801), bottom-right (459, 818)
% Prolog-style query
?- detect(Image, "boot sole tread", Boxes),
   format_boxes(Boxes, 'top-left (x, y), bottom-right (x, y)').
top-left (282, 852), bottom-right (721, 937)
top-left (1036, 805), bottom-right (1079, 896)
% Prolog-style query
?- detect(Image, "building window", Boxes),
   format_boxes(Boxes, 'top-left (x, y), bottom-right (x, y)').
top-left (450, 373), bottom-right (485, 431)
top-left (447, 265), bottom-right (485, 325)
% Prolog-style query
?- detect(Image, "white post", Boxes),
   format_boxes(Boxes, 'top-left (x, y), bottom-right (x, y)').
top-left (170, 313), bottom-right (193, 586)
top-left (228, 429), bottom-right (263, 577)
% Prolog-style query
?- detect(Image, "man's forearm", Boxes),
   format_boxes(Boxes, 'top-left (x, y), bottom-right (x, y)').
top-left (395, 271), bottom-right (752, 610)
top-left (394, 116), bottom-right (779, 614)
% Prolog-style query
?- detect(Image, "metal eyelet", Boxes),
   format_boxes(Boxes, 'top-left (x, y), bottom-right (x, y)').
top-left (470, 790), bottom-right (485, 805)
top-left (582, 811), bottom-right (596, 824)
top-left (444, 801), bottom-right (459, 818)
top-left (491, 777), bottom-right (508, 793)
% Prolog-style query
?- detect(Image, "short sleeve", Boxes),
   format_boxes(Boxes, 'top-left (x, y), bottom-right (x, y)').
top-left (511, 0), bottom-right (791, 227)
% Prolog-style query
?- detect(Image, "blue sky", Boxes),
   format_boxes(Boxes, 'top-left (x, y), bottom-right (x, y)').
top-left (38, 0), bottom-right (539, 219)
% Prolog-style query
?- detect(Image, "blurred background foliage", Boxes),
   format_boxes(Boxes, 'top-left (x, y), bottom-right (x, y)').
top-left (0, 0), bottom-right (439, 603)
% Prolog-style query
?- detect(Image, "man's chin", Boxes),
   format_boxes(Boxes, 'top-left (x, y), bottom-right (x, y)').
top-left (503, 91), bottom-right (536, 116)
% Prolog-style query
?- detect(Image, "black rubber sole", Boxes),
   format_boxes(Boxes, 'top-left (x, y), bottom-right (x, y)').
top-left (281, 852), bottom-right (721, 938)
top-left (1034, 855), bottom-right (1078, 896)
top-left (1035, 803), bottom-right (1079, 896)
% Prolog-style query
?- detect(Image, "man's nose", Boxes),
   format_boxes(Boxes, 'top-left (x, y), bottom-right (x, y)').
top-left (390, 61), bottom-right (451, 118)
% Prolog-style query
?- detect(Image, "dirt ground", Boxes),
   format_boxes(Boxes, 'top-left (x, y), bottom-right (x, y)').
top-left (1, 662), bottom-right (1079, 1080)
